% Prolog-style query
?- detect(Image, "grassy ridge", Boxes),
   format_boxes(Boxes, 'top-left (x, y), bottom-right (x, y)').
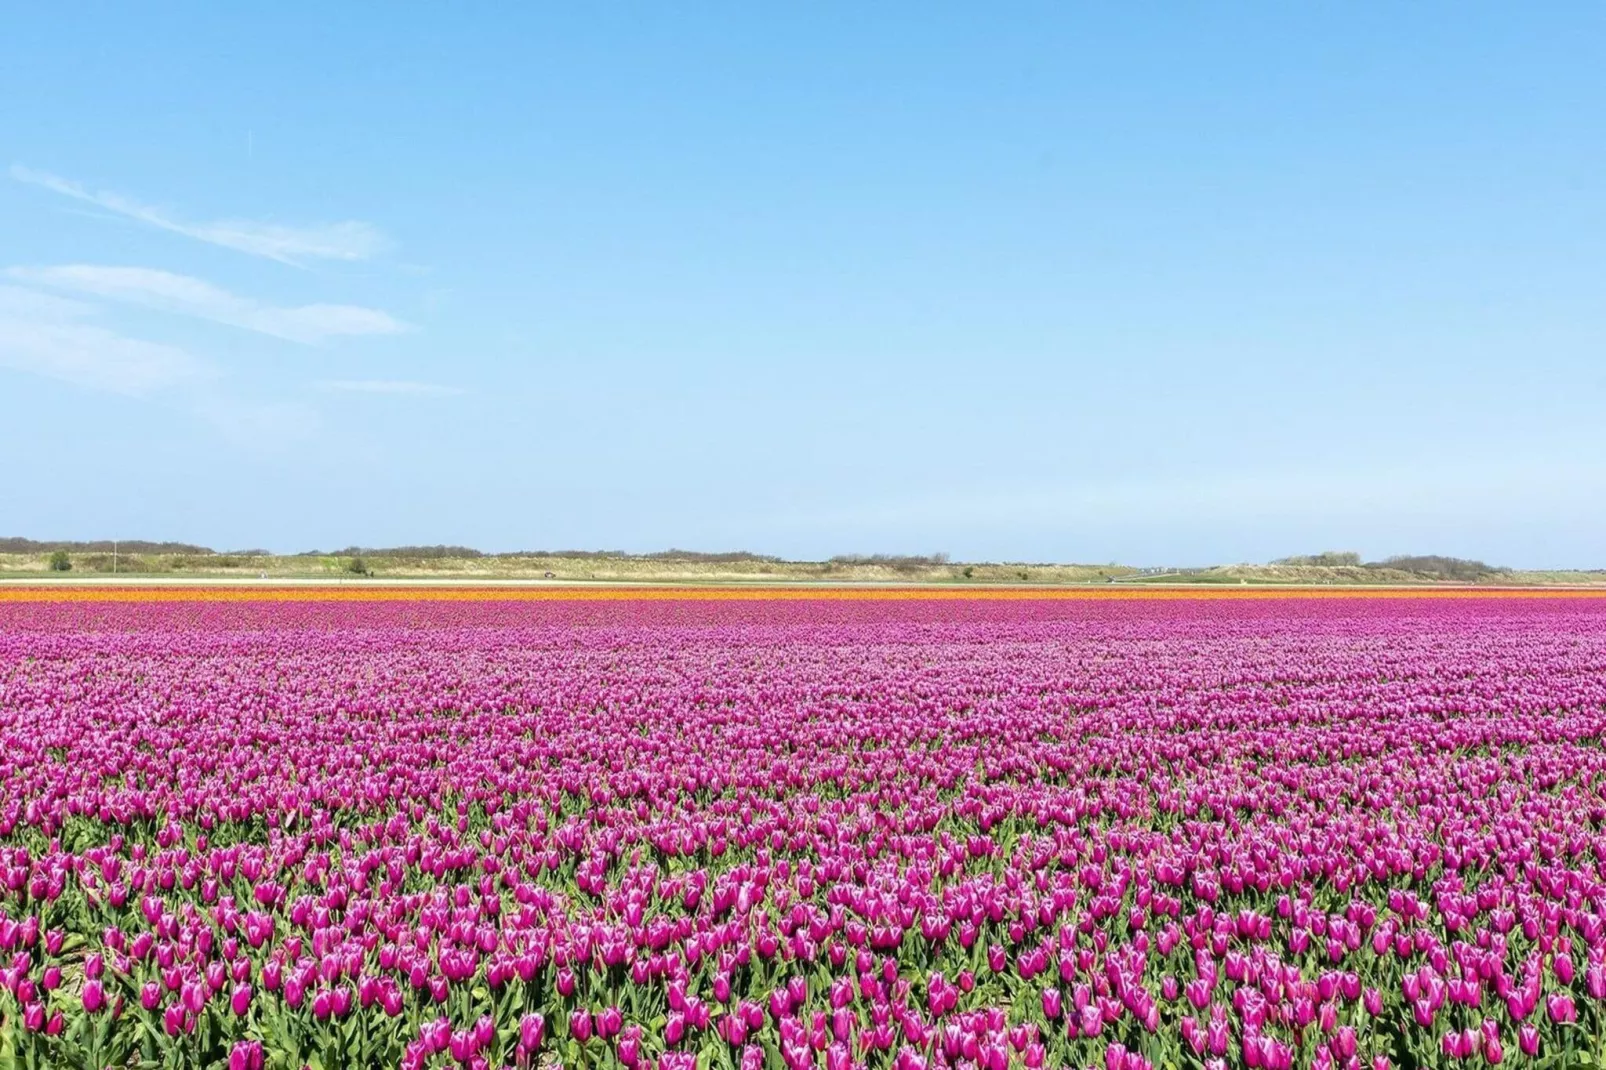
top-left (0, 551), bottom-right (1128, 585)
top-left (2, 546), bottom-right (1601, 585)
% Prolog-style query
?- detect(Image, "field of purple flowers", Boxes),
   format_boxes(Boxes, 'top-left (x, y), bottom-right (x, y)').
top-left (2, 594), bottom-right (1605, 1070)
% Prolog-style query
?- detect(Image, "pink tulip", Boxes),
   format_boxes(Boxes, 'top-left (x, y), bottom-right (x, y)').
top-left (1546, 993), bottom-right (1577, 1023)
top-left (7, 582), bottom-right (1606, 1070)
top-left (229, 1040), bottom-right (264, 1070)
top-left (519, 1012), bottom-right (545, 1051)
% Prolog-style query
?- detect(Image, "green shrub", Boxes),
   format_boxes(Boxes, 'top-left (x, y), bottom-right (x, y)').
top-left (1274, 551), bottom-right (1362, 566)
top-left (47, 550), bottom-right (71, 572)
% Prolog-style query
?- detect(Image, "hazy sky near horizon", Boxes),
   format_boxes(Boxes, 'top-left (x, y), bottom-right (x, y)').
top-left (4, 5), bottom-right (1605, 566)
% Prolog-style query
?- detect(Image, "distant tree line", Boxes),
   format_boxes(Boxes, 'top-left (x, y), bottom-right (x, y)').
top-left (0, 538), bottom-right (215, 555)
top-left (1274, 551), bottom-right (1508, 580)
top-left (1372, 555), bottom-right (1510, 581)
top-left (638, 549), bottom-right (783, 563)
top-left (293, 547), bottom-right (784, 562)
top-left (1273, 551), bottom-right (1363, 566)
top-left (828, 553), bottom-right (952, 569)
top-left (304, 545), bottom-right (486, 559)
top-left (8, 539), bottom-right (796, 563)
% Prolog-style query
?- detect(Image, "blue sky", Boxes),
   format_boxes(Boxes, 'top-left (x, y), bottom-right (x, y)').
top-left (3, 5), bottom-right (1604, 566)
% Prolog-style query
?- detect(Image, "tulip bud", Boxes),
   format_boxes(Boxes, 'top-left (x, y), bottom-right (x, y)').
top-left (381, 982), bottom-right (405, 1018)
top-left (1546, 993), bottom-right (1577, 1024)
top-left (519, 1012), bottom-right (545, 1052)
top-left (611, 1025), bottom-right (639, 1066)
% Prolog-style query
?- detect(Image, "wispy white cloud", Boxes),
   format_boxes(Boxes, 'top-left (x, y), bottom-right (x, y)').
top-left (0, 285), bottom-right (87, 322)
top-left (315, 378), bottom-right (465, 397)
top-left (0, 284), bottom-right (318, 451)
top-left (10, 165), bottom-right (389, 265)
top-left (9, 265), bottom-right (410, 345)
top-left (0, 284), bottom-right (215, 396)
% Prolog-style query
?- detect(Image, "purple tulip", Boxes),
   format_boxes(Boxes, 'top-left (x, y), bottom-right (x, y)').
top-left (519, 1012), bottom-right (545, 1052)
top-left (7, 587), bottom-right (1606, 1066)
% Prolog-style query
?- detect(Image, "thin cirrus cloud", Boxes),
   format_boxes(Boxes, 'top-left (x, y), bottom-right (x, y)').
top-left (8, 265), bottom-right (410, 345)
top-left (10, 165), bottom-right (388, 266)
top-left (315, 379), bottom-right (466, 397)
top-left (0, 283), bottom-right (215, 396)
top-left (0, 284), bottom-right (317, 449)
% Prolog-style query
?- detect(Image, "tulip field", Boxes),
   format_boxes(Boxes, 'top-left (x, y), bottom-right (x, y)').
top-left (4, 587), bottom-right (1606, 1070)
